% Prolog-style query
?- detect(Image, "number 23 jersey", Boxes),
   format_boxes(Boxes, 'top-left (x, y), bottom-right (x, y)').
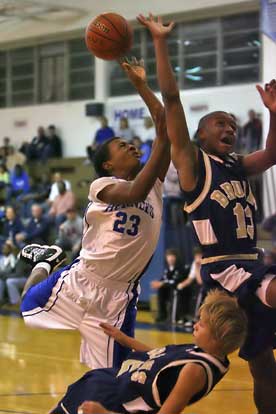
top-left (80, 176), bottom-right (163, 282)
top-left (184, 149), bottom-right (257, 258)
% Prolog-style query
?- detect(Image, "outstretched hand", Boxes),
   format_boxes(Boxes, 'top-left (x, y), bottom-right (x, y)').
top-left (120, 56), bottom-right (146, 86)
top-left (100, 322), bottom-right (127, 344)
top-left (256, 79), bottom-right (276, 113)
top-left (137, 13), bottom-right (175, 39)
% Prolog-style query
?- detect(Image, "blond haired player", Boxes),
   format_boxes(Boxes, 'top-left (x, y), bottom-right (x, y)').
top-left (50, 290), bottom-right (247, 414)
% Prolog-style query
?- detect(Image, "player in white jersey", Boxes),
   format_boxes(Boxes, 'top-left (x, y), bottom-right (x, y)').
top-left (20, 58), bottom-right (170, 370)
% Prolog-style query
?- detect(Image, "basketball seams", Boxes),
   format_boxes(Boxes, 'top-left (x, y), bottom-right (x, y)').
top-left (87, 28), bottom-right (120, 43)
top-left (100, 13), bottom-right (126, 39)
top-left (85, 13), bottom-right (132, 60)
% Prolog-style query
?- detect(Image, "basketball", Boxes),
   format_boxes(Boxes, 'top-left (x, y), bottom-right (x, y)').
top-left (85, 13), bottom-right (133, 60)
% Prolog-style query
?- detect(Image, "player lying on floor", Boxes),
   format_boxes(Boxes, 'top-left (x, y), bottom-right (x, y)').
top-left (50, 289), bottom-right (247, 414)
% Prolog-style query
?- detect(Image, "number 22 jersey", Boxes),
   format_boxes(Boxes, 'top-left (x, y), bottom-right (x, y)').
top-left (80, 176), bottom-right (163, 282)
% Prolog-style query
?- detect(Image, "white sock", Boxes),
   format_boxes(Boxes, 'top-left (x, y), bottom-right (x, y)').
top-left (33, 262), bottom-right (51, 274)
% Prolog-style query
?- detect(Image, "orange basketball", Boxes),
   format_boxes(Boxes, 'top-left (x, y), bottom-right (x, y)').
top-left (85, 13), bottom-right (133, 60)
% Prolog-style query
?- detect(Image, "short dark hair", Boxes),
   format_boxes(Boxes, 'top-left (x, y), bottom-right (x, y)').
top-left (165, 248), bottom-right (179, 257)
top-left (94, 137), bottom-right (118, 177)
top-left (194, 111), bottom-right (232, 141)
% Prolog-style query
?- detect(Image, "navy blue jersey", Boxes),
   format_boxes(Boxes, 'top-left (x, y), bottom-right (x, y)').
top-left (183, 149), bottom-right (257, 259)
top-left (51, 344), bottom-right (229, 414)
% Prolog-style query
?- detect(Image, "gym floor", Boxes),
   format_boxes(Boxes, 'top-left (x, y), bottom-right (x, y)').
top-left (0, 310), bottom-right (256, 414)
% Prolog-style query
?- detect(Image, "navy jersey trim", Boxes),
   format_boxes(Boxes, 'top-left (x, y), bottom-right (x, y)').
top-left (151, 359), bottom-right (212, 406)
top-left (184, 150), bottom-right (212, 213)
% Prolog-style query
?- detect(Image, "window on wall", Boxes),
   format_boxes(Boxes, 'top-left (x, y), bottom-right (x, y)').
top-left (69, 38), bottom-right (95, 100)
top-left (109, 30), bottom-right (143, 96)
top-left (109, 11), bottom-right (260, 96)
top-left (0, 37), bottom-right (95, 108)
top-left (10, 47), bottom-right (35, 106)
top-left (39, 43), bottom-right (65, 103)
top-left (179, 20), bottom-right (219, 89)
top-left (222, 13), bottom-right (260, 85)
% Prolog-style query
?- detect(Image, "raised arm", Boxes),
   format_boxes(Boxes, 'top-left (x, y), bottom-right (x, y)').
top-left (121, 57), bottom-right (170, 181)
top-left (137, 14), bottom-right (198, 191)
top-left (100, 322), bottom-right (151, 352)
top-left (156, 363), bottom-right (206, 414)
top-left (242, 79), bottom-right (276, 175)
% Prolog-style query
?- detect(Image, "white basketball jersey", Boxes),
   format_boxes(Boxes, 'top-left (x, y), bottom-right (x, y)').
top-left (79, 176), bottom-right (163, 283)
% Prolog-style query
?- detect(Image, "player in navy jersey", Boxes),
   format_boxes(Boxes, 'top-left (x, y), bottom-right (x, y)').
top-left (19, 59), bottom-right (170, 370)
top-left (138, 13), bottom-right (276, 414)
top-left (49, 290), bottom-right (247, 414)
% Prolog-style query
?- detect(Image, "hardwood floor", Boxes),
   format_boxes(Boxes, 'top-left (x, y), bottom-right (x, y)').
top-left (0, 312), bottom-right (257, 414)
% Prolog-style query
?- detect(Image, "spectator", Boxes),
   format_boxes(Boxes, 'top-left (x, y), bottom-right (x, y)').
top-left (116, 117), bottom-right (133, 142)
top-left (43, 125), bottom-right (63, 159)
top-left (177, 247), bottom-right (203, 326)
top-left (140, 116), bottom-right (156, 142)
top-left (5, 264), bottom-right (28, 305)
top-left (48, 181), bottom-right (76, 227)
top-left (0, 205), bottom-right (24, 249)
top-left (140, 139), bottom-right (152, 166)
top-left (0, 137), bottom-right (13, 160)
top-left (15, 204), bottom-right (49, 247)
top-left (87, 116), bottom-right (115, 163)
top-left (27, 126), bottom-right (49, 161)
top-left (243, 109), bottom-right (262, 152)
top-left (48, 172), bottom-right (71, 204)
top-left (151, 248), bottom-right (188, 323)
top-left (6, 146), bottom-right (26, 171)
top-left (55, 208), bottom-right (83, 259)
top-left (19, 173), bottom-right (51, 218)
top-left (7, 164), bottom-right (30, 203)
top-left (0, 164), bottom-right (9, 190)
top-left (263, 249), bottom-right (276, 266)
top-left (230, 114), bottom-right (244, 153)
top-left (262, 212), bottom-right (276, 246)
top-left (0, 241), bottom-right (17, 305)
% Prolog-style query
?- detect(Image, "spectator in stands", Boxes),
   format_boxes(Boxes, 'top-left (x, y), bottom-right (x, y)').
top-left (6, 146), bottom-right (26, 171)
top-left (140, 116), bottom-right (156, 142)
top-left (43, 125), bottom-right (63, 159)
top-left (48, 181), bottom-right (76, 227)
top-left (263, 249), bottom-right (276, 266)
top-left (0, 206), bottom-right (24, 249)
top-left (27, 126), bottom-right (49, 161)
top-left (140, 139), bottom-right (153, 166)
top-left (55, 208), bottom-right (83, 259)
top-left (0, 137), bottom-right (13, 160)
top-left (87, 116), bottom-right (115, 163)
top-left (0, 241), bottom-right (17, 305)
top-left (0, 164), bottom-right (9, 190)
top-left (94, 116), bottom-right (115, 146)
top-left (262, 212), bottom-right (276, 246)
top-left (116, 117), bottom-right (133, 142)
top-left (7, 164), bottom-right (30, 203)
top-left (48, 172), bottom-right (71, 204)
top-left (177, 247), bottom-right (203, 326)
top-left (151, 248), bottom-right (187, 323)
top-left (15, 204), bottom-right (49, 247)
top-left (243, 109), bottom-right (262, 152)
top-left (5, 259), bottom-right (31, 305)
top-left (230, 114), bottom-right (244, 153)
top-left (19, 173), bottom-right (51, 218)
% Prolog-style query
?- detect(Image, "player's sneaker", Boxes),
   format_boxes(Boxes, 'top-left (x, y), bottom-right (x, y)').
top-left (20, 244), bottom-right (66, 272)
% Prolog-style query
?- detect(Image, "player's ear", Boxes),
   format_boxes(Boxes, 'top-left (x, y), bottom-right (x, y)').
top-left (102, 160), bottom-right (113, 173)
